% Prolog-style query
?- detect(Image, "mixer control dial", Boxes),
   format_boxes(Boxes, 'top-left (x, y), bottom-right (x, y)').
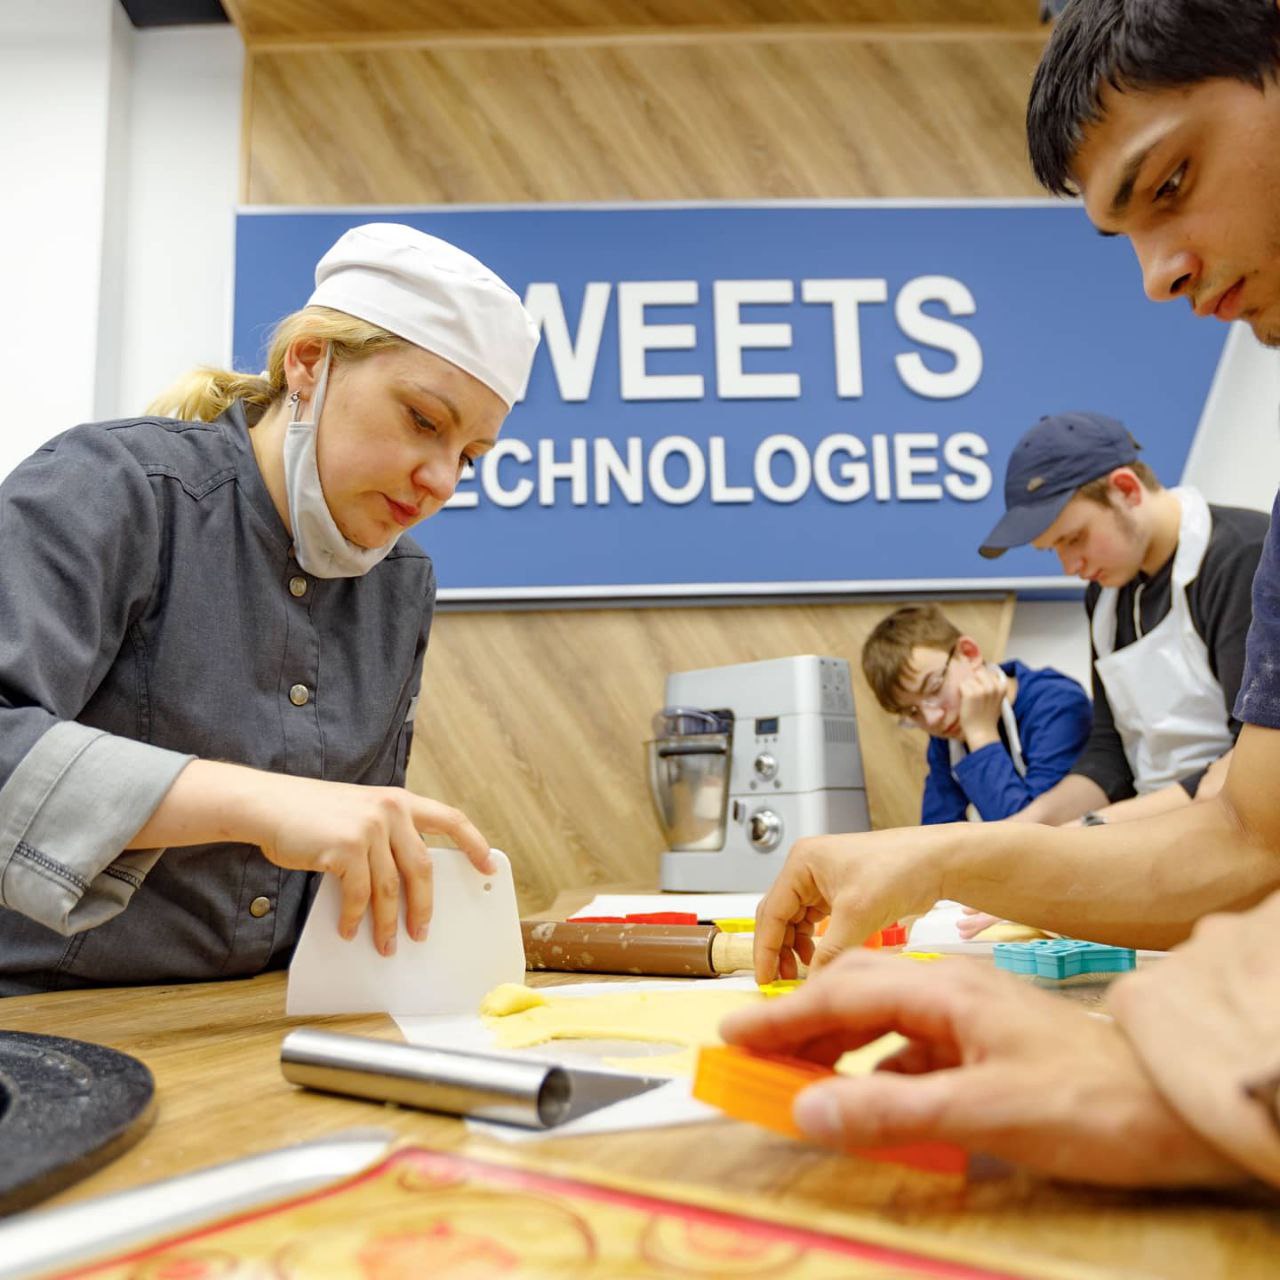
top-left (749, 809), bottom-right (783, 851)
top-left (753, 753), bottom-right (778, 781)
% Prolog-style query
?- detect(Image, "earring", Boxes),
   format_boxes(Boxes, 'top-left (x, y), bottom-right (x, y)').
top-left (288, 390), bottom-right (301, 407)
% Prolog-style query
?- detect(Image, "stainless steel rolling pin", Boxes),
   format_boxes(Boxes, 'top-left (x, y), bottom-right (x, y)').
top-left (520, 920), bottom-right (755, 977)
top-left (280, 1028), bottom-right (575, 1128)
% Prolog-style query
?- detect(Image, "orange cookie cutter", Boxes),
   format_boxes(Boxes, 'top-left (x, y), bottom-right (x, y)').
top-left (693, 1044), bottom-right (967, 1177)
top-left (811, 918), bottom-right (908, 949)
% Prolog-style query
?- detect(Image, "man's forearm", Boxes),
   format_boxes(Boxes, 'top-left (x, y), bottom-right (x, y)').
top-left (1007, 772), bottom-right (1108, 825)
top-left (1108, 896), bottom-right (1280, 1187)
top-left (936, 795), bottom-right (1280, 949)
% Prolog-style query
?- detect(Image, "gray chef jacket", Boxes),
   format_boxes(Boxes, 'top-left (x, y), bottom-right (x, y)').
top-left (0, 402), bottom-right (434, 995)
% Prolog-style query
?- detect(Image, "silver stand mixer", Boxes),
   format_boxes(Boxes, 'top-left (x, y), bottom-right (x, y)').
top-left (647, 655), bottom-right (870, 892)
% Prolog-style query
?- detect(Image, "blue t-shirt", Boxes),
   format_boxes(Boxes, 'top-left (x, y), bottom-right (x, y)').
top-left (921, 659), bottom-right (1092, 825)
top-left (1234, 490), bottom-right (1280, 727)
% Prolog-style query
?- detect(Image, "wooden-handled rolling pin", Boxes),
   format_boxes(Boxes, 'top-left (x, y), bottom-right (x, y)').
top-left (520, 920), bottom-right (754, 978)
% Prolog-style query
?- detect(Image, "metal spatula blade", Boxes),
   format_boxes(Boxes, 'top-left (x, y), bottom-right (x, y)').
top-left (281, 1029), bottom-right (667, 1128)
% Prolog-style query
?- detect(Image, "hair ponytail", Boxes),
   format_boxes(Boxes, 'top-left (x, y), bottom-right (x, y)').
top-left (146, 368), bottom-right (276, 422)
top-left (145, 307), bottom-right (406, 423)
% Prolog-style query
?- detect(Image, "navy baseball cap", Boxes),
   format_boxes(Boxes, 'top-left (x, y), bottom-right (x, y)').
top-left (978, 412), bottom-right (1143, 559)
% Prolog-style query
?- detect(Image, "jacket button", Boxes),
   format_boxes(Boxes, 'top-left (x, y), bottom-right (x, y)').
top-left (289, 575), bottom-right (308, 598)
top-left (289, 684), bottom-right (310, 706)
top-left (249, 896), bottom-right (272, 918)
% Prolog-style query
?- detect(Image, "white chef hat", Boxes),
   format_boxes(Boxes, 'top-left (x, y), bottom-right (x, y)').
top-left (307, 222), bottom-right (539, 409)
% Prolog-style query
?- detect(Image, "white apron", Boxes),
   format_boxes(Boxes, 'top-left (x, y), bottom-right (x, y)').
top-left (1090, 486), bottom-right (1233, 794)
top-left (949, 669), bottom-right (1027, 781)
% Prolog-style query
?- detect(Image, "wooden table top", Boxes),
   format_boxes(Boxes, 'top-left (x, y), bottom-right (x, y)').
top-left (5, 963), bottom-right (1279, 1280)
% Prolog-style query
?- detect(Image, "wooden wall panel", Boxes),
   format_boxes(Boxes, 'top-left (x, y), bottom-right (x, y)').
top-left (226, 0), bottom-right (1041, 43)
top-left (241, 21), bottom-right (1039, 908)
top-left (244, 35), bottom-right (1046, 204)
top-left (407, 598), bottom-right (1012, 913)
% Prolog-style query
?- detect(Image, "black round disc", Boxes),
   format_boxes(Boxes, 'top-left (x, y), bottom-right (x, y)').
top-left (0, 1031), bottom-right (155, 1215)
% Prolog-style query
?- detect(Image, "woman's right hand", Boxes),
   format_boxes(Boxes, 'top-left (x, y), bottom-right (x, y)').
top-left (246, 774), bottom-right (492, 956)
top-left (130, 761), bottom-right (492, 957)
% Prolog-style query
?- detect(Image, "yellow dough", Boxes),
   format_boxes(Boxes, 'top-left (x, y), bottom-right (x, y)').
top-left (973, 921), bottom-right (1052, 943)
top-left (836, 1033), bottom-right (907, 1076)
top-left (480, 985), bottom-right (906, 1078)
top-left (483, 987), bottom-right (759, 1075)
top-left (478, 983), bottom-right (548, 1016)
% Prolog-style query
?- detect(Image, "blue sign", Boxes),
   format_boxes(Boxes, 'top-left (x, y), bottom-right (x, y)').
top-left (234, 203), bottom-right (1228, 600)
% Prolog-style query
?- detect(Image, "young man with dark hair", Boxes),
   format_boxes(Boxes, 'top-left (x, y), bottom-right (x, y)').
top-left (861, 603), bottom-right (1091, 824)
top-left (738, 0), bottom-right (1280, 1191)
top-left (979, 411), bottom-right (1266, 827)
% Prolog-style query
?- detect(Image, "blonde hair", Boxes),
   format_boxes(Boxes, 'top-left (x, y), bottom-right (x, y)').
top-left (862, 604), bottom-right (962, 715)
top-left (145, 307), bottom-right (406, 422)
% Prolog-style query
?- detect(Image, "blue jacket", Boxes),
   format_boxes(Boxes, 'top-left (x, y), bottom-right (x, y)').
top-left (921, 660), bottom-right (1091, 825)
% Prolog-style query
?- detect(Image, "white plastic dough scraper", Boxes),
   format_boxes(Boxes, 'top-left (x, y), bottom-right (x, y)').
top-left (286, 847), bottom-right (525, 1016)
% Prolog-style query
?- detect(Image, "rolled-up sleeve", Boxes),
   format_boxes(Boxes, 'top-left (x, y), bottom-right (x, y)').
top-left (0, 722), bottom-right (191, 933)
top-left (0, 428), bottom-right (194, 934)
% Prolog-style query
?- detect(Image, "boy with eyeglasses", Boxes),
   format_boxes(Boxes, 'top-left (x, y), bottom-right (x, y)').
top-left (862, 604), bottom-right (1091, 824)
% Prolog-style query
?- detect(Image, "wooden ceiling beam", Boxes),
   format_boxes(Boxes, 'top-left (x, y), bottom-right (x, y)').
top-left (223, 0), bottom-right (1045, 45)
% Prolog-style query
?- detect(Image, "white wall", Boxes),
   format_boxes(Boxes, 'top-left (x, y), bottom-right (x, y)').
top-left (0, 1), bottom-right (121, 472)
top-left (116, 23), bottom-right (243, 417)
top-left (3, 10), bottom-right (1275, 688)
top-left (1005, 598), bottom-right (1091, 689)
top-left (1183, 323), bottom-right (1280, 513)
top-left (0, 6), bottom-right (241, 467)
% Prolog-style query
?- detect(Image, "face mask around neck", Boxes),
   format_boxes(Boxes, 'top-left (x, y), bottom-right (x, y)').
top-left (281, 346), bottom-right (398, 579)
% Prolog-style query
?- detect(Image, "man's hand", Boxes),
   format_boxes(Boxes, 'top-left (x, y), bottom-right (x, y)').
top-left (753, 829), bottom-right (953, 982)
top-left (956, 665), bottom-right (1005, 751)
top-left (1110, 892), bottom-right (1280, 1185)
top-left (722, 952), bottom-right (1245, 1187)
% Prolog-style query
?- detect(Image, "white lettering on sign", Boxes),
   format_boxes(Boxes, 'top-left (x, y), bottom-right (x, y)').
top-left (593, 436), bottom-right (644, 506)
top-left (714, 280), bottom-right (800, 400)
top-left (894, 276), bottom-right (983, 399)
top-left (943, 431), bottom-right (992, 500)
top-left (537, 437), bottom-right (589, 507)
top-left (522, 282), bottom-right (611, 402)
top-left (754, 434), bottom-right (811, 504)
top-left (616, 281), bottom-right (704, 401)
top-left (479, 439), bottom-right (534, 508)
top-left (894, 432), bottom-right (942, 501)
top-left (800, 279), bottom-right (888, 398)
top-left (648, 436), bottom-right (706, 505)
top-left (709, 436), bottom-right (753, 504)
top-left (450, 431), bottom-right (993, 511)
top-left (871, 435), bottom-right (892, 502)
top-left (451, 277), bottom-right (992, 516)
top-left (813, 434), bottom-right (869, 503)
top-left (523, 275), bottom-right (983, 402)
